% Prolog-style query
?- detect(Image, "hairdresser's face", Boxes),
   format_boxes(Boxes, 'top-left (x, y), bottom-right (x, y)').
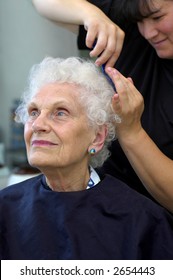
top-left (137, 0), bottom-right (173, 59)
top-left (24, 83), bottom-right (95, 172)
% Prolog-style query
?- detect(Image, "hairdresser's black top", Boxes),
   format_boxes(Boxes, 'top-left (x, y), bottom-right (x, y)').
top-left (78, 0), bottom-right (173, 200)
top-left (0, 174), bottom-right (173, 260)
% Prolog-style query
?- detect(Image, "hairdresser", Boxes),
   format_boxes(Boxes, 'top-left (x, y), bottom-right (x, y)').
top-left (32, 0), bottom-right (173, 213)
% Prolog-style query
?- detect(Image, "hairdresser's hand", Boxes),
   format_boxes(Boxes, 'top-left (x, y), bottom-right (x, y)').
top-left (106, 67), bottom-right (144, 139)
top-left (32, 0), bottom-right (124, 67)
top-left (83, 6), bottom-right (125, 68)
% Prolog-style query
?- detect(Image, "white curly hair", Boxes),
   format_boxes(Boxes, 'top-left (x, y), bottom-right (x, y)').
top-left (15, 57), bottom-right (121, 168)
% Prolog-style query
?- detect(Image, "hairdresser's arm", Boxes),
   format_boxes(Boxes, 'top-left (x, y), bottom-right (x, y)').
top-left (107, 67), bottom-right (173, 213)
top-left (32, 0), bottom-right (125, 67)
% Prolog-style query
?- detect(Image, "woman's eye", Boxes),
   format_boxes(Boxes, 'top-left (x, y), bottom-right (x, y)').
top-left (57, 111), bottom-right (66, 116)
top-left (55, 109), bottom-right (68, 118)
top-left (28, 110), bottom-right (39, 118)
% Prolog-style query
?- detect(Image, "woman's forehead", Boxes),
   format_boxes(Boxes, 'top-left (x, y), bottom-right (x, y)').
top-left (32, 83), bottom-right (79, 99)
top-left (29, 83), bottom-right (85, 112)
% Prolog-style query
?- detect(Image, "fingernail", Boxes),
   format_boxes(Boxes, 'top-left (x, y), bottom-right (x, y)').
top-left (113, 69), bottom-right (118, 75)
top-left (95, 60), bottom-right (101, 66)
top-left (106, 67), bottom-right (112, 72)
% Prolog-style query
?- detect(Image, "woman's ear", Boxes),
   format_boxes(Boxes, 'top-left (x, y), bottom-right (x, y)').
top-left (88, 125), bottom-right (108, 154)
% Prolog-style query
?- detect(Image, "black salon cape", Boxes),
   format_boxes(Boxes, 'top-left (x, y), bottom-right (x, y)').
top-left (0, 174), bottom-right (173, 260)
top-left (78, 0), bottom-right (173, 200)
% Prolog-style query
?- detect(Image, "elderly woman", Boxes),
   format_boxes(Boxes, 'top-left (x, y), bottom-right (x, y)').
top-left (0, 57), bottom-right (173, 260)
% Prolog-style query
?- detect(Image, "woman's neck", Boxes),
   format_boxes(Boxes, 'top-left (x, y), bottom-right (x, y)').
top-left (44, 165), bottom-right (90, 192)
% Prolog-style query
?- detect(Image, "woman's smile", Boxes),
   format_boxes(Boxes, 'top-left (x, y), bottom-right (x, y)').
top-left (31, 140), bottom-right (58, 147)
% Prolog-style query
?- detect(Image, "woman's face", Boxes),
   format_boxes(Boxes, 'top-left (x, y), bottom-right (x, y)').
top-left (24, 83), bottom-right (95, 172)
top-left (137, 0), bottom-right (173, 58)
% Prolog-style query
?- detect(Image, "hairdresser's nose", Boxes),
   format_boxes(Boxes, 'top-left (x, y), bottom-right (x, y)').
top-left (138, 20), bottom-right (158, 41)
top-left (32, 112), bottom-right (51, 133)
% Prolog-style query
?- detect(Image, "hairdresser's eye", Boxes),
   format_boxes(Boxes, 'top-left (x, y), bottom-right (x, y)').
top-left (153, 15), bottom-right (163, 20)
top-left (152, 12), bottom-right (165, 21)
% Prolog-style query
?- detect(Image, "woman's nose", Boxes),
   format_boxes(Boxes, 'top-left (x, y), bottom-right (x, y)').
top-left (32, 114), bottom-right (51, 133)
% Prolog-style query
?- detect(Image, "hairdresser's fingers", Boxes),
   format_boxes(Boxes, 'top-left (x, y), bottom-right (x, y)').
top-left (107, 68), bottom-right (140, 105)
top-left (84, 21), bottom-right (100, 50)
top-left (87, 29), bottom-right (108, 58)
top-left (102, 28), bottom-right (125, 68)
top-left (84, 15), bottom-right (111, 51)
top-left (84, 15), bottom-right (124, 66)
top-left (127, 77), bottom-right (134, 84)
top-left (107, 68), bottom-right (144, 118)
top-left (112, 94), bottom-right (121, 115)
top-left (107, 68), bottom-right (131, 108)
top-left (94, 26), bottom-right (125, 67)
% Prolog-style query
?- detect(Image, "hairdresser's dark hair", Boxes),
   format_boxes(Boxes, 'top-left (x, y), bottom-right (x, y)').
top-left (109, 0), bottom-right (169, 23)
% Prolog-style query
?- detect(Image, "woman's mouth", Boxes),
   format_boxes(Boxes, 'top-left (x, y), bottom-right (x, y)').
top-left (31, 140), bottom-right (57, 146)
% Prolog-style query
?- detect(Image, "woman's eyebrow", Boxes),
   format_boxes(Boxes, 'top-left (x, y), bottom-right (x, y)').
top-left (52, 100), bottom-right (73, 108)
top-left (27, 102), bottom-right (37, 109)
top-left (27, 99), bottom-right (71, 108)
